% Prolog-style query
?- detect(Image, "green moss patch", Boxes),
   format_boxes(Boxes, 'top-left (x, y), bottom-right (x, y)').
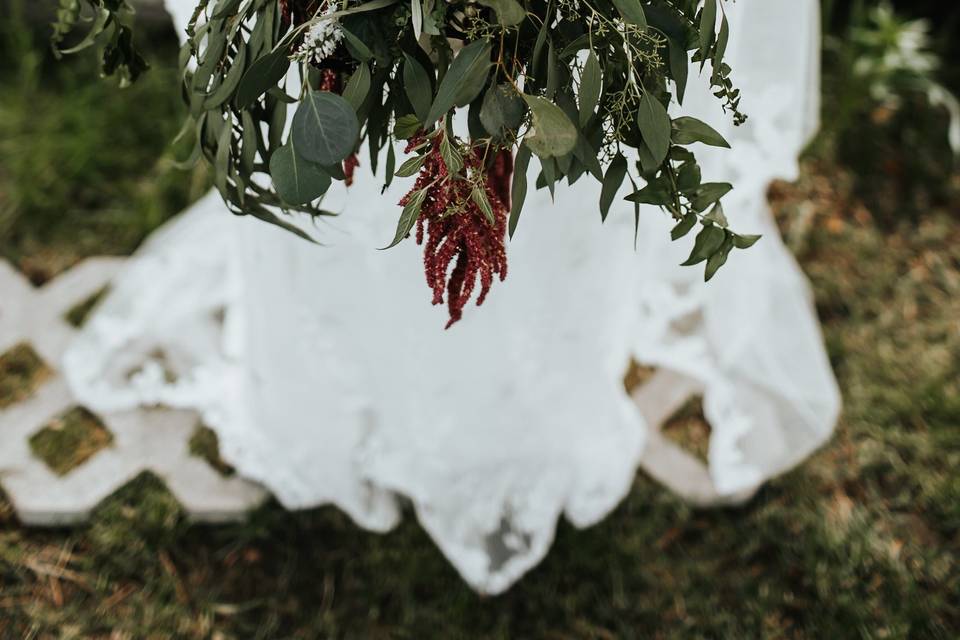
top-left (64, 285), bottom-right (109, 328)
top-left (188, 424), bottom-right (235, 477)
top-left (0, 343), bottom-right (52, 409)
top-left (29, 407), bottom-right (113, 475)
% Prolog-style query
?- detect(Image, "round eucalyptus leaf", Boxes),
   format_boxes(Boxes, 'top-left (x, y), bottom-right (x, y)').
top-left (292, 91), bottom-right (360, 166)
top-left (270, 140), bottom-right (332, 205)
top-left (521, 95), bottom-right (577, 158)
top-left (480, 84), bottom-right (526, 140)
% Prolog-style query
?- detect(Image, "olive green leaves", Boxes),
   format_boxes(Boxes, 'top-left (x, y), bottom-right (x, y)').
top-left (611, 0), bottom-right (647, 28)
top-left (477, 0), bottom-right (526, 26)
top-left (637, 92), bottom-right (672, 167)
top-left (425, 40), bottom-right (493, 125)
top-left (672, 117), bottom-right (730, 148)
top-left (236, 50), bottom-right (290, 109)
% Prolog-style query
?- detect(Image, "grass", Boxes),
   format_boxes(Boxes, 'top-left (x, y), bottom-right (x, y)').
top-left (0, 2), bottom-right (207, 285)
top-left (0, 8), bottom-right (958, 640)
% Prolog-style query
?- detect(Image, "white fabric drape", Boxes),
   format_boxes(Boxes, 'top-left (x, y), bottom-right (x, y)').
top-left (64, 0), bottom-right (839, 594)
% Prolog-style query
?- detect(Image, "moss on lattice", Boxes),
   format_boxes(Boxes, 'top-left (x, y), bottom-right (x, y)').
top-left (188, 424), bottom-right (234, 477)
top-left (64, 285), bottom-right (109, 328)
top-left (0, 343), bottom-right (52, 409)
top-left (29, 407), bottom-right (113, 476)
top-left (662, 395), bottom-right (712, 464)
top-left (622, 359), bottom-right (658, 393)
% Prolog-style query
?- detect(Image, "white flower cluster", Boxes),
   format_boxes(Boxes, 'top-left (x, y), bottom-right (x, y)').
top-left (292, 12), bottom-right (343, 65)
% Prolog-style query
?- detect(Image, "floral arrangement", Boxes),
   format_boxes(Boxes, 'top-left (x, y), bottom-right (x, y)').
top-left (53, 0), bottom-right (758, 327)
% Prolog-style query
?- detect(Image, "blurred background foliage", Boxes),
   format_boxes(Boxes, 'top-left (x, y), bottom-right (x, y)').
top-left (0, 0), bottom-right (958, 637)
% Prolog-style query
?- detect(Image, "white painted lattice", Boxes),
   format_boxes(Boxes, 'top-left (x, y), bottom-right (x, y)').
top-left (0, 259), bottom-right (266, 526)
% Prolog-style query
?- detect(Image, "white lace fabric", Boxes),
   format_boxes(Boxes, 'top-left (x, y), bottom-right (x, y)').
top-left (63, 0), bottom-right (839, 594)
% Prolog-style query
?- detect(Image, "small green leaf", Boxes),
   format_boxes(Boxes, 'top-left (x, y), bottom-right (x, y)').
top-left (382, 188), bottom-right (427, 249)
top-left (704, 235), bottom-right (735, 281)
top-left (480, 84), bottom-right (526, 140)
top-left (394, 113), bottom-right (422, 139)
top-left (292, 90), bottom-right (360, 165)
top-left (672, 116), bottom-right (730, 148)
top-left (600, 153), bottom-right (627, 221)
top-left (699, 0), bottom-right (717, 60)
top-left (270, 140), bottom-right (332, 205)
top-left (637, 92), bottom-right (672, 166)
top-left (476, 0), bottom-right (526, 26)
top-left (205, 43), bottom-right (247, 108)
top-left (676, 161), bottom-right (702, 192)
top-left (510, 145), bottom-right (532, 238)
top-left (341, 27), bottom-right (373, 62)
top-left (668, 37), bottom-right (689, 104)
top-left (395, 154), bottom-right (426, 178)
top-left (733, 233), bottom-right (762, 249)
top-left (611, 0), bottom-right (647, 28)
top-left (670, 213), bottom-right (698, 240)
top-left (440, 134), bottom-right (464, 175)
top-left (342, 63), bottom-right (372, 111)
top-left (403, 53), bottom-right (433, 123)
top-left (471, 186), bottom-right (496, 225)
top-left (522, 95), bottom-right (577, 158)
top-left (625, 182), bottom-right (672, 206)
top-left (703, 201), bottom-right (728, 227)
top-left (236, 50), bottom-right (289, 109)
top-left (681, 224), bottom-right (725, 266)
top-left (425, 40), bottom-right (492, 124)
top-left (384, 142), bottom-right (396, 188)
top-left (579, 51), bottom-right (602, 127)
top-left (690, 182), bottom-right (732, 212)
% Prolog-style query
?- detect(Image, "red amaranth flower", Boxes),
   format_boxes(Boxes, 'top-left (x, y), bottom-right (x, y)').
top-left (400, 137), bottom-right (511, 328)
top-left (343, 153), bottom-right (360, 187)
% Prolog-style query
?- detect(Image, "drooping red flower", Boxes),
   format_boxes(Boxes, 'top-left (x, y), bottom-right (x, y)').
top-left (401, 137), bottom-right (510, 328)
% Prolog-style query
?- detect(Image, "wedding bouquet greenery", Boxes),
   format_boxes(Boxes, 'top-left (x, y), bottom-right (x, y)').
top-left (53, 0), bottom-right (757, 325)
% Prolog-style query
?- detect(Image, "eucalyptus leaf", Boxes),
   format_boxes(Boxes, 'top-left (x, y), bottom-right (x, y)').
top-left (670, 212), bottom-right (698, 240)
top-left (270, 140), bottom-right (332, 205)
top-left (480, 84), bottom-right (526, 140)
top-left (292, 91), bottom-right (360, 165)
top-left (704, 235), bottom-right (735, 281)
top-left (681, 224), bottom-right (725, 266)
top-left (690, 182), bottom-right (732, 212)
top-left (637, 92), bottom-right (672, 166)
top-left (510, 145), bottom-right (532, 238)
top-left (600, 153), bottom-right (627, 221)
top-left (522, 95), bottom-right (577, 158)
top-left (425, 40), bottom-right (492, 124)
top-left (343, 63), bottom-right (372, 111)
top-left (341, 27), bottom-right (374, 62)
top-left (672, 116), bottom-right (730, 148)
top-left (476, 0), bottom-right (526, 26)
top-left (578, 51), bottom-right (602, 127)
top-left (403, 53), bottom-right (433, 123)
top-left (611, 0), bottom-right (647, 28)
top-left (733, 233), bottom-right (762, 249)
top-left (699, 0), bottom-right (717, 60)
top-left (394, 113), bottom-right (422, 139)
